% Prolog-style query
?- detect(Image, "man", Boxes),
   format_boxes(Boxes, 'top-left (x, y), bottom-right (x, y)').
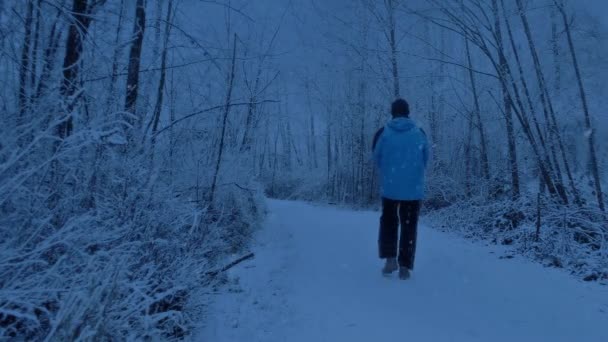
top-left (372, 98), bottom-right (429, 280)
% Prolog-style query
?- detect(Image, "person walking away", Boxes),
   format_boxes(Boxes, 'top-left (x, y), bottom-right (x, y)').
top-left (372, 98), bottom-right (429, 280)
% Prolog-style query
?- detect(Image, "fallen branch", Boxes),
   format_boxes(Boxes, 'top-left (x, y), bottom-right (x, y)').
top-left (206, 252), bottom-right (255, 278)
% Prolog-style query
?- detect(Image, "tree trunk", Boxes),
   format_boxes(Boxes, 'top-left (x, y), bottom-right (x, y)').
top-left (169, 67), bottom-right (176, 173)
top-left (492, 0), bottom-right (520, 199)
top-left (18, 0), bottom-right (34, 121)
top-left (29, 0), bottom-right (41, 97)
top-left (305, 79), bottom-right (319, 170)
top-left (35, 8), bottom-right (62, 100)
top-left (465, 37), bottom-right (490, 182)
top-left (327, 116), bottom-right (332, 197)
top-left (210, 35), bottom-right (238, 204)
top-left (551, 6), bottom-right (561, 96)
top-left (150, 0), bottom-right (174, 145)
top-left (124, 0), bottom-right (146, 129)
top-left (240, 65), bottom-right (261, 153)
top-left (105, 0), bottom-right (125, 114)
top-left (58, 0), bottom-right (92, 139)
top-left (424, 20), bottom-right (439, 169)
top-left (387, 0), bottom-right (400, 98)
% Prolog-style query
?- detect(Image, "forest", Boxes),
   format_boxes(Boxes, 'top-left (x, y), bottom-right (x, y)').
top-left (0, 0), bottom-right (606, 339)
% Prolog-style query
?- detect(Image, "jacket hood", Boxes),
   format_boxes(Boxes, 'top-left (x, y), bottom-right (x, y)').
top-left (387, 117), bottom-right (416, 132)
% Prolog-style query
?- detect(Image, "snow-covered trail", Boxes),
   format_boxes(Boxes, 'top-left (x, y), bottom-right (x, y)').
top-left (201, 200), bottom-right (608, 342)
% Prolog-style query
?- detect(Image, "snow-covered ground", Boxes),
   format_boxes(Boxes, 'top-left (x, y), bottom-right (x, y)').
top-left (199, 200), bottom-right (608, 342)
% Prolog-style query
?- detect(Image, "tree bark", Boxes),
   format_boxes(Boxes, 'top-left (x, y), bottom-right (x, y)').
top-left (124, 0), bottom-right (146, 129)
top-left (465, 107), bottom-right (474, 197)
top-left (18, 0), bottom-right (34, 121)
top-left (387, 0), bottom-right (400, 98)
top-left (105, 0), bottom-right (125, 114)
top-left (29, 0), bottom-right (41, 97)
top-left (150, 0), bottom-right (174, 144)
top-left (304, 79), bottom-right (318, 169)
top-left (327, 114), bottom-right (332, 198)
top-left (35, 7), bottom-right (62, 100)
top-left (58, 0), bottom-right (92, 139)
top-left (551, 6), bottom-right (561, 96)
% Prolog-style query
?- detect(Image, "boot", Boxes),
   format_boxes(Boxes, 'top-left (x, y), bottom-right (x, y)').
top-left (381, 258), bottom-right (398, 275)
top-left (398, 267), bottom-right (411, 280)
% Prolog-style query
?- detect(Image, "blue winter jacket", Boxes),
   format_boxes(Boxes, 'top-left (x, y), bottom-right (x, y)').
top-left (373, 117), bottom-right (430, 201)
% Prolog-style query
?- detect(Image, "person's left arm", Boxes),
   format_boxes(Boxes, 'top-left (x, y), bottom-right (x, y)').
top-left (420, 128), bottom-right (430, 168)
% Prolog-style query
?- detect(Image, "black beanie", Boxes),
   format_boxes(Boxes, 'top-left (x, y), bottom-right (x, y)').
top-left (391, 98), bottom-right (410, 117)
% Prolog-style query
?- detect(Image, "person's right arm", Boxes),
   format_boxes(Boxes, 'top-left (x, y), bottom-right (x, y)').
top-left (372, 127), bottom-right (384, 167)
top-left (372, 127), bottom-right (384, 151)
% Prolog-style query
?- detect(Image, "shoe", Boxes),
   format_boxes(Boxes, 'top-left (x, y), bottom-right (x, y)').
top-left (382, 258), bottom-right (398, 275)
top-left (399, 267), bottom-right (411, 280)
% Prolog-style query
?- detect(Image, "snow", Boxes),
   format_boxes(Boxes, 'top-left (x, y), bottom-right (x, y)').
top-left (106, 131), bottom-right (128, 145)
top-left (200, 200), bottom-right (608, 342)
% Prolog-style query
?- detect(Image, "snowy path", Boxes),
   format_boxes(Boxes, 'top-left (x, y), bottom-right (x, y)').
top-left (201, 200), bottom-right (608, 342)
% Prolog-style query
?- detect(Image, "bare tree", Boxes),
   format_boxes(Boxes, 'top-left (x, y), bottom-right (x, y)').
top-left (149, 0), bottom-right (175, 145)
top-left (57, 0), bottom-right (95, 139)
top-left (210, 35), bottom-right (238, 204)
top-left (18, 0), bottom-right (34, 121)
top-left (124, 0), bottom-right (146, 130)
top-left (35, 6), bottom-right (62, 101)
top-left (515, 0), bottom-right (581, 205)
top-left (492, 0), bottom-right (520, 198)
top-left (387, 0), bottom-right (400, 98)
top-left (105, 0), bottom-right (125, 113)
top-left (424, 0), bottom-right (568, 203)
top-left (240, 18), bottom-right (283, 154)
top-left (362, 0), bottom-right (401, 98)
top-left (305, 78), bottom-right (319, 170)
top-left (464, 37), bottom-right (490, 183)
top-left (29, 0), bottom-right (41, 92)
top-left (554, 0), bottom-right (605, 212)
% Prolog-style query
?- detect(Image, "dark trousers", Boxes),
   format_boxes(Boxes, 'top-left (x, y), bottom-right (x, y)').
top-left (378, 198), bottom-right (421, 269)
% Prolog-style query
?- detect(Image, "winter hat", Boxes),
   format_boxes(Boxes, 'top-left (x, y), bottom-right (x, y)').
top-left (391, 98), bottom-right (410, 117)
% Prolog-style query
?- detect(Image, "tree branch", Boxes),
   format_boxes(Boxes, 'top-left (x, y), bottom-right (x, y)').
top-left (205, 252), bottom-right (255, 278)
top-left (153, 100), bottom-right (279, 138)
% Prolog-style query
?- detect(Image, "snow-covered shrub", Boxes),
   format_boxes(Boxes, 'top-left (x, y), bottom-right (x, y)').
top-left (0, 118), bottom-right (264, 340)
top-left (262, 167), bottom-right (331, 202)
top-left (426, 190), bottom-right (608, 283)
